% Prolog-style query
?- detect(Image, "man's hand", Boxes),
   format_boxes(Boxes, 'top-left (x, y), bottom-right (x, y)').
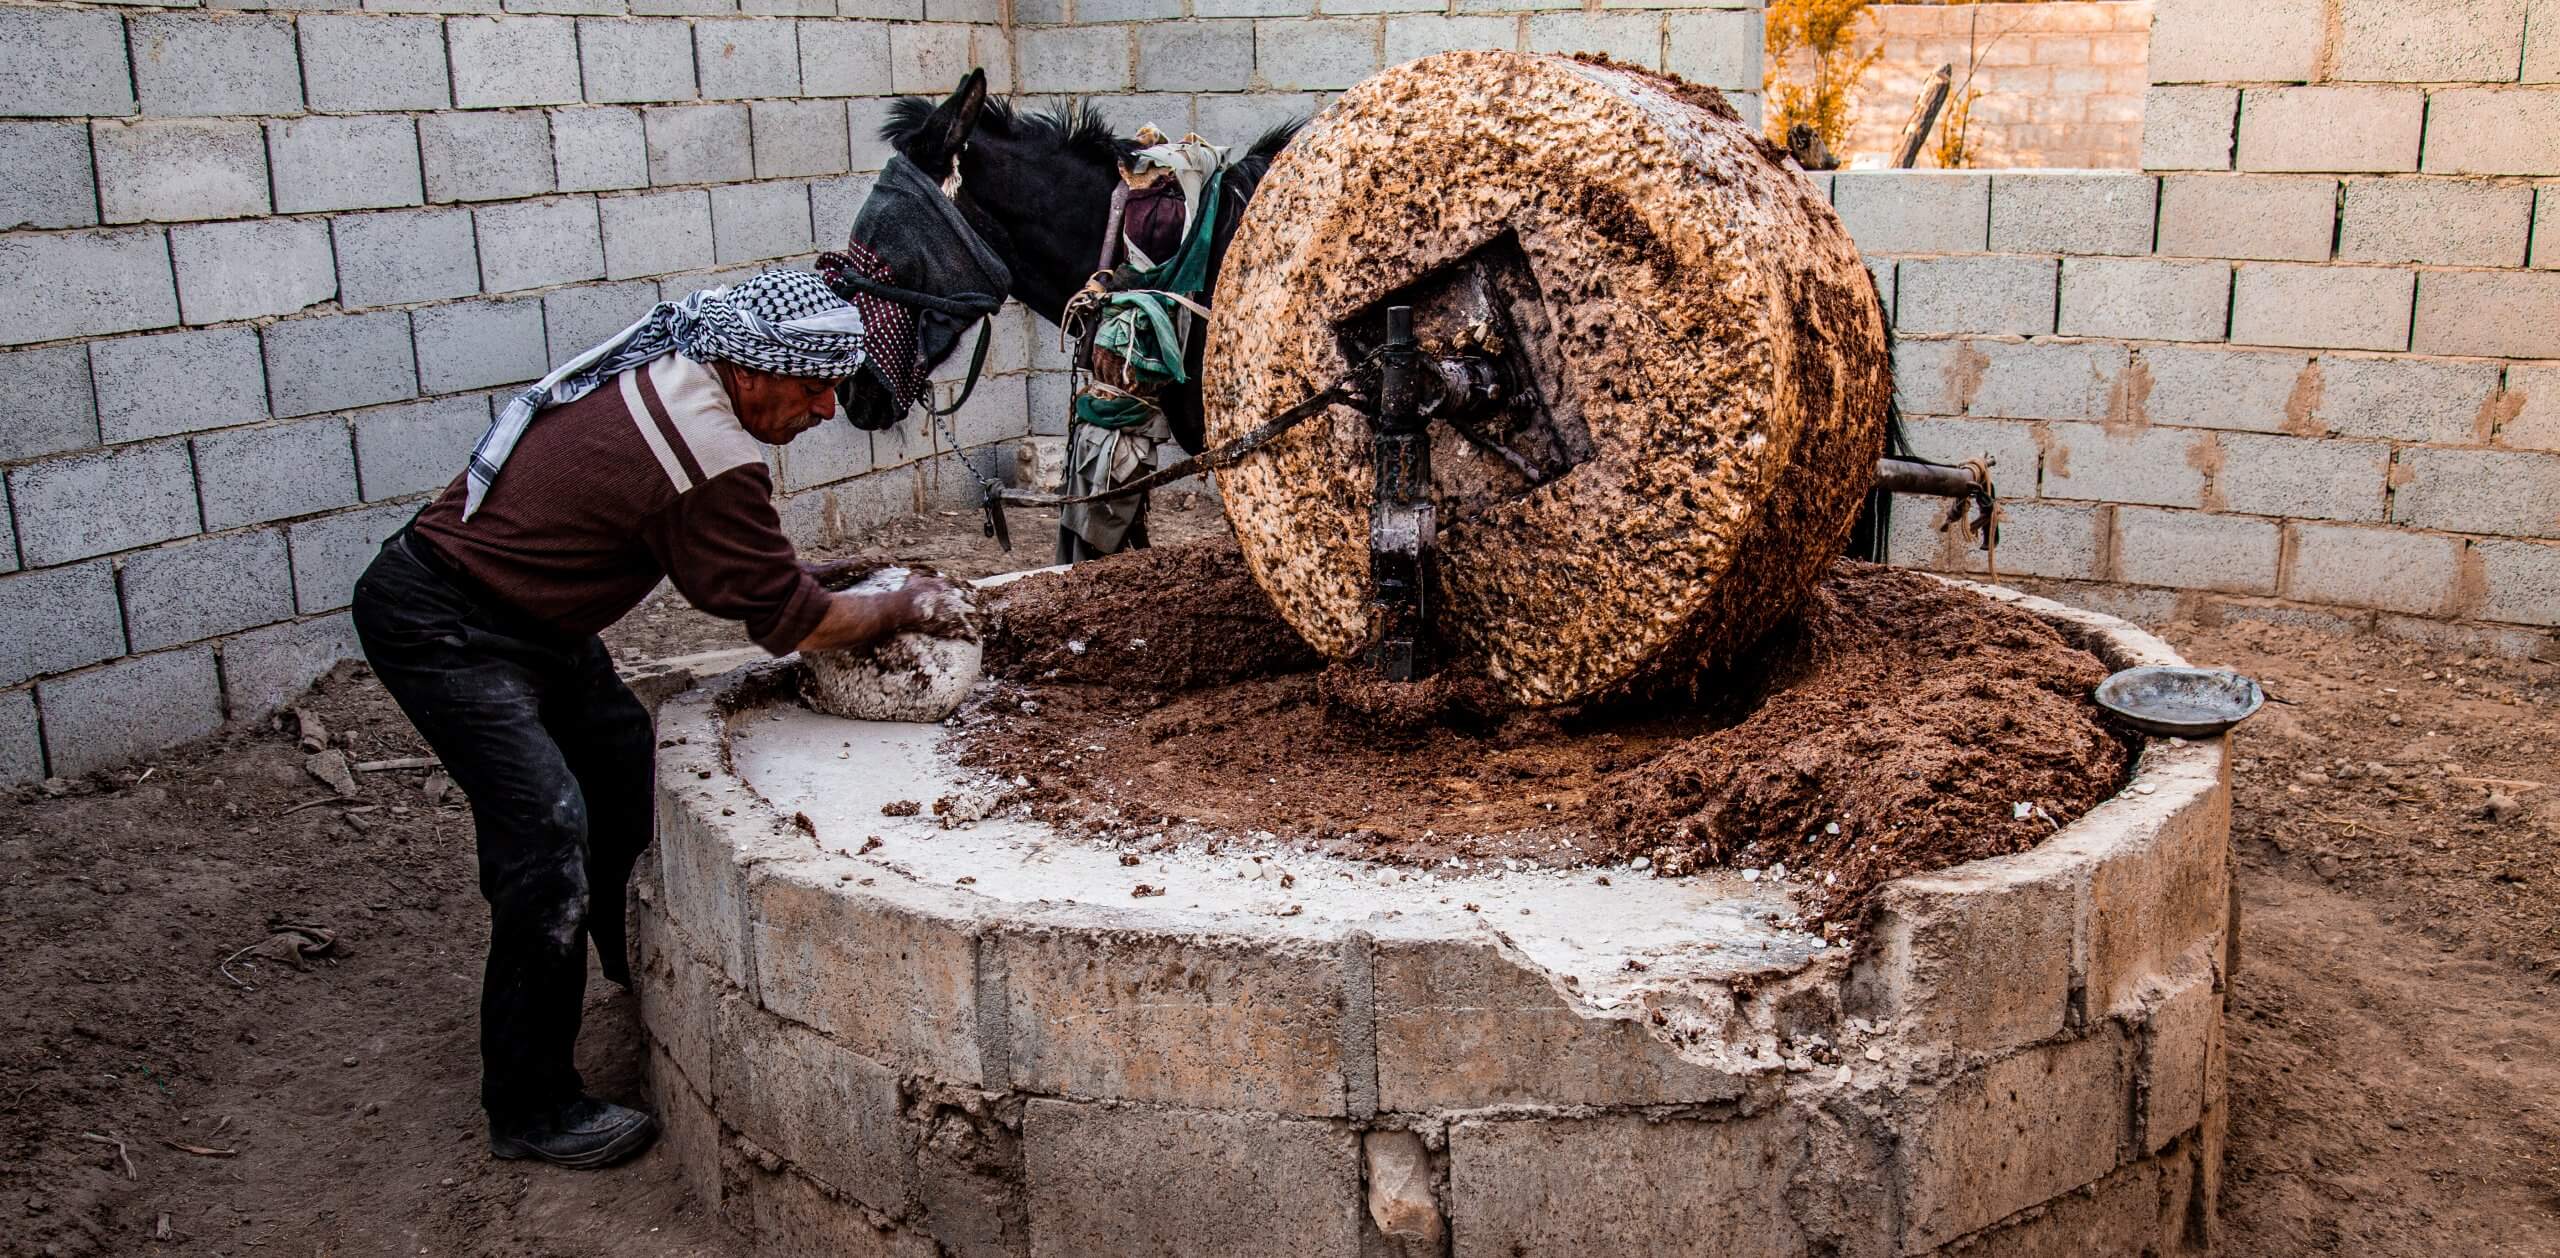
top-left (792, 573), bottom-right (977, 655)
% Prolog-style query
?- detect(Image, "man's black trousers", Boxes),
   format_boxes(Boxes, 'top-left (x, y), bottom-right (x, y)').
top-left (350, 530), bottom-right (654, 1124)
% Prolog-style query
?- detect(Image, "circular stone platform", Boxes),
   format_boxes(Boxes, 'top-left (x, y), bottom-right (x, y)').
top-left (632, 580), bottom-right (2231, 1258)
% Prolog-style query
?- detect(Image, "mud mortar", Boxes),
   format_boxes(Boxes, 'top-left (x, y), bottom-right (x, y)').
top-left (638, 563), bottom-right (2231, 1256)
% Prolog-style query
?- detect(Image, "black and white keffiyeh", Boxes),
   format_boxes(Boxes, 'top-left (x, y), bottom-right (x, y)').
top-left (461, 269), bottom-right (869, 519)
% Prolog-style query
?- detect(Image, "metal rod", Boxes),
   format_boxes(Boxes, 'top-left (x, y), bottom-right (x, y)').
top-left (1874, 456), bottom-right (1984, 500)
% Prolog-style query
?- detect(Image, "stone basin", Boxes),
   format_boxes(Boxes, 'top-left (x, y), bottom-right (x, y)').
top-left (632, 579), bottom-right (2232, 1257)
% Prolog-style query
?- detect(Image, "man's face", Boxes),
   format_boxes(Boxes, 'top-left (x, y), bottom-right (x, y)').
top-left (723, 364), bottom-right (845, 445)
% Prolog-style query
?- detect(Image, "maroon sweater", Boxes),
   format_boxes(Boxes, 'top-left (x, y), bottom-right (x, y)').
top-left (412, 353), bottom-right (828, 654)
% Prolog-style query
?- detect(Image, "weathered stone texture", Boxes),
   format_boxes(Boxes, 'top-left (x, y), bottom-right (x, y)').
top-left (1022, 1102), bottom-right (1360, 1258)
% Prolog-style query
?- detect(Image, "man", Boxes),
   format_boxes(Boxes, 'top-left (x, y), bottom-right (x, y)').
top-left (351, 269), bottom-right (947, 1169)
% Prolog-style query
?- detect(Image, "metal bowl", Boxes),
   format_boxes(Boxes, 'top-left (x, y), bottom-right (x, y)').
top-left (2093, 666), bottom-right (2266, 738)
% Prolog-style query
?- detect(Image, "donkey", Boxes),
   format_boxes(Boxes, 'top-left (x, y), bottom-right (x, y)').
top-left (879, 70), bottom-right (1302, 459)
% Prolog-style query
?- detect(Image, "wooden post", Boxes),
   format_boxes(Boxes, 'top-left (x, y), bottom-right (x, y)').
top-left (1893, 63), bottom-right (1954, 169)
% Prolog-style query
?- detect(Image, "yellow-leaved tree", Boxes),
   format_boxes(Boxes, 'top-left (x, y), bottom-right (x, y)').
top-left (1764, 0), bottom-right (1884, 156)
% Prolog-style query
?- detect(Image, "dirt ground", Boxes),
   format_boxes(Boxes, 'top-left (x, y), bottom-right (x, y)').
top-left (3, 499), bottom-right (2556, 1257)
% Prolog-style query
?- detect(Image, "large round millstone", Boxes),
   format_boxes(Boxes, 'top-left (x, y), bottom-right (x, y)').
top-left (1204, 51), bottom-right (1892, 706)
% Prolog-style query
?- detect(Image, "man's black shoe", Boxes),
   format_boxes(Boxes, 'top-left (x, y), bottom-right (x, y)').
top-left (489, 1097), bottom-right (658, 1169)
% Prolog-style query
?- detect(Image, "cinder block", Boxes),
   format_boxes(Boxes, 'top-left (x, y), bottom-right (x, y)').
top-left (421, 111), bottom-right (557, 204)
top-left (1023, 1100), bottom-right (1359, 1258)
top-left (448, 16), bottom-right (582, 108)
top-left (413, 298), bottom-right (549, 394)
top-left (1194, 91), bottom-right (1322, 144)
top-left (542, 279), bottom-right (659, 364)
top-left (168, 220), bottom-right (335, 325)
top-left (2344, 175), bottom-right (2539, 267)
top-left (1525, 12), bottom-right (1663, 69)
top-left (2421, 88), bottom-right (2560, 177)
top-left (1001, 922), bottom-right (1346, 1113)
top-left (194, 418), bottom-right (360, 530)
top-left (127, 14), bottom-right (301, 117)
top-left (334, 207), bottom-right (482, 308)
top-left (2236, 87), bottom-right (2424, 174)
top-left (1384, 14), bottom-right (1512, 63)
top-left (92, 327), bottom-right (267, 445)
top-left (2411, 270), bottom-right (2560, 359)
top-left (474, 196), bottom-right (606, 293)
top-left (844, 98), bottom-right (899, 174)
top-left (2315, 353), bottom-right (2501, 442)
top-left (1017, 26), bottom-right (1130, 94)
top-left (120, 528), bottom-right (294, 651)
top-left (2217, 432), bottom-right (2389, 521)
top-left (2476, 539), bottom-right (2560, 626)
top-left (2537, 189), bottom-right (2559, 269)
top-left (37, 648), bottom-right (224, 777)
top-left (808, 172), bottom-right (873, 247)
top-left (645, 104), bottom-right (754, 186)
top-left (2230, 264), bottom-right (2413, 351)
top-left (2137, 345), bottom-right (2314, 433)
top-left (1083, 0), bottom-right (1182, 19)
top-left (1832, 171), bottom-right (1991, 254)
top-left (2155, 175), bottom-right (2335, 262)
top-left (9, 441), bottom-right (200, 569)
top-left (2140, 86), bottom-right (2236, 172)
top-left (1894, 256), bottom-right (2058, 336)
top-left (264, 312), bottom-right (418, 418)
top-left (92, 120), bottom-right (268, 224)
top-left (580, 18), bottom-right (697, 104)
top-left (1855, 854), bottom-right (2075, 1053)
top-left (1889, 498), bottom-right (2105, 580)
top-left (2508, 363), bottom-right (2560, 450)
top-left (1137, 21), bottom-right (1254, 92)
top-left (888, 23), bottom-right (971, 95)
top-left (1451, 1113), bottom-right (1810, 1258)
top-left (798, 19), bottom-right (892, 96)
top-left (0, 230), bottom-right (176, 348)
top-left (2392, 447), bottom-right (2560, 538)
top-left (552, 108), bottom-right (651, 192)
top-left (1257, 19), bottom-right (1380, 91)
top-left (354, 394), bottom-right (487, 500)
top-left (218, 612), bottom-right (360, 716)
top-left (2140, 961), bottom-right (2216, 1152)
top-left (2283, 521), bottom-right (2459, 614)
top-left (0, 8), bottom-right (137, 117)
top-left (773, 406), bottom-right (875, 488)
top-left (0, 347), bottom-right (100, 462)
top-left (1977, 339), bottom-right (2133, 422)
top-left (713, 999), bottom-right (911, 1212)
top-left (1374, 934), bottom-right (1746, 1110)
top-left (2059, 257), bottom-right (2230, 342)
top-left (1666, 9), bottom-right (1759, 90)
top-left (1898, 1031), bottom-right (2132, 1250)
top-left (2114, 506), bottom-right (2278, 593)
top-left (2534, 0), bottom-right (2560, 82)
top-left (267, 115), bottom-right (424, 213)
top-left (0, 562), bottom-right (125, 688)
top-left (709, 180), bottom-right (812, 263)
top-left (696, 18), bottom-right (803, 98)
top-left (748, 99), bottom-right (849, 179)
top-left (2336, 0), bottom-right (2531, 84)
top-left (299, 15), bottom-right (450, 112)
top-left (1900, 416), bottom-right (2043, 481)
top-left (0, 122), bottom-right (99, 231)
top-left (2147, 0), bottom-right (2324, 84)
top-left (2044, 422), bottom-right (2210, 508)
top-left (0, 690), bottom-right (41, 787)
top-left (744, 867), bottom-right (977, 1078)
top-left (286, 502), bottom-right (414, 614)
top-left (1988, 172), bottom-right (2155, 256)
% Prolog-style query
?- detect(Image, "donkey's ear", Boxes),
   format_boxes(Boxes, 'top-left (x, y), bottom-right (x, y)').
top-left (915, 68), bottom-right (990, 174)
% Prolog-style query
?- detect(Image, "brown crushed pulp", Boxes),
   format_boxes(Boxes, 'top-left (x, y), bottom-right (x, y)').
top-left (959, 538), bottom-right (2135, 928)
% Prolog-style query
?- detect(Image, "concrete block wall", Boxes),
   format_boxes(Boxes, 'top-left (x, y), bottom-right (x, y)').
top-left (1818, 1), bottom-right (2154, 169)
top-left (1005, 0), bottom-right (1765, 143)
top-left (1858, 0), bottom-right (2560, 658)
top-left (0, 0), bottom-right (1033, 786)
